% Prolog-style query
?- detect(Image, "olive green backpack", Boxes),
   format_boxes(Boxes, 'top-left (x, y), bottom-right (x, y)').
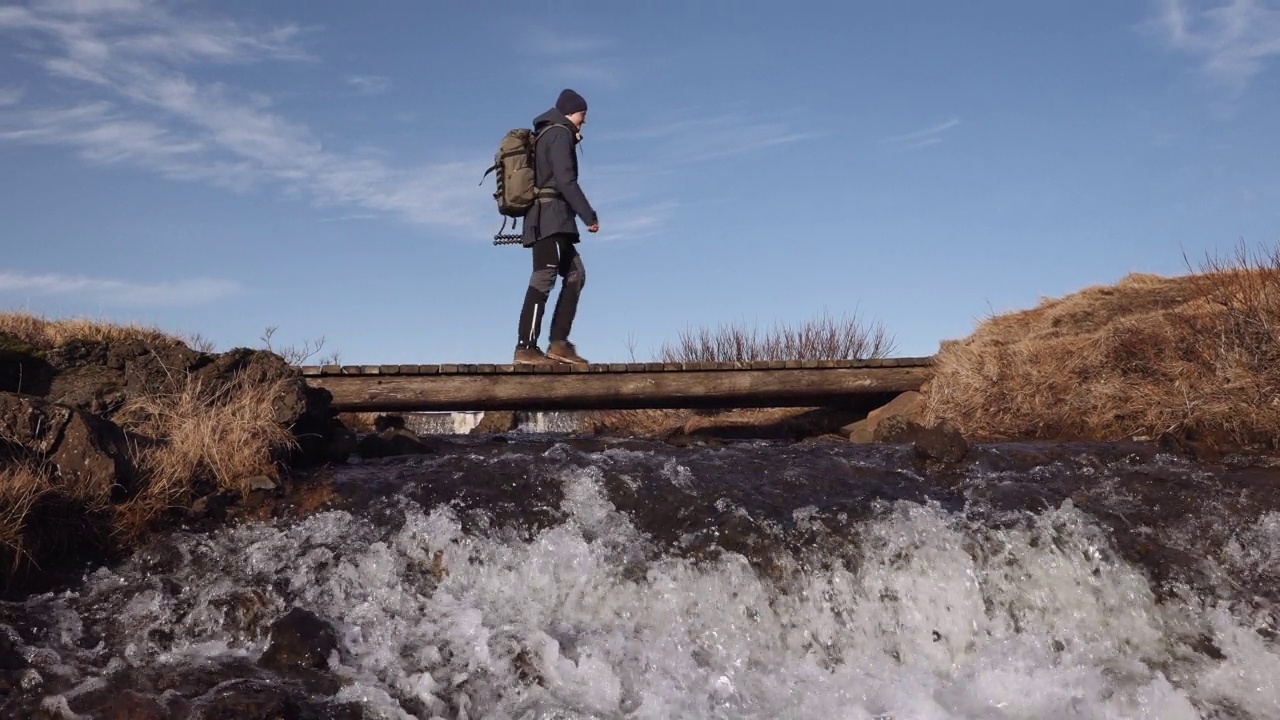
top-left (481, 124), bottom-right (568, 244)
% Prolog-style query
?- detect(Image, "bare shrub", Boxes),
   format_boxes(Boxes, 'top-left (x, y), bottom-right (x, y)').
top-left (926, 240), bottom-right (1280, 447)
top-left (659, 310), bottom-right (896, 363)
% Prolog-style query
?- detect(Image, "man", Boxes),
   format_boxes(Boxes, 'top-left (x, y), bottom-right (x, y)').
top-left (513, 88), bottom-right (599, 366)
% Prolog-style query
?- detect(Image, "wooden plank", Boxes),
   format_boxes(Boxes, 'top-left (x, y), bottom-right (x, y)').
top-left (308, 365), bottom-right (931, 412)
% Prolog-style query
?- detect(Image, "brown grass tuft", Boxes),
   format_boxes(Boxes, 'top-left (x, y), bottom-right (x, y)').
top-left (925, 240), bottom-right (1280, 447)
top-left (659, 309), bottom-right (896, 363)
top-left (0, 310), bottom-right (178, 350)
top-left (113, 371), bottom-right (298, 534)
top-left (0, 463), bottom-right (54, 572)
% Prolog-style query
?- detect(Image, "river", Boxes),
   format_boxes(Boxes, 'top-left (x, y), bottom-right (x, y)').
top-left (2, 435), bottom-right (1278, 719)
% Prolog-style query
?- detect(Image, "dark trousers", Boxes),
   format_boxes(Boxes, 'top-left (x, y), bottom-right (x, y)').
top-left (517, 233), bottom-right (585, 348)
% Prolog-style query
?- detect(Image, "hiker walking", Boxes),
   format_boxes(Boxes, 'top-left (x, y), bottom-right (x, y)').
top-left (512, 88), bottom-right (599, 366)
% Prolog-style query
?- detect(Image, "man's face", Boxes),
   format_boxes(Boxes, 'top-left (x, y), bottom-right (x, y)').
top-left (567, 110), bottom-right (586, 130)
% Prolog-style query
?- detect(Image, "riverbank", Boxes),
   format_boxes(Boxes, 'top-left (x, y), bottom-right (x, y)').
top-left (0, 313), bottom-right (353, 596)
top-left (2, 243), bottom-right (1277, 595)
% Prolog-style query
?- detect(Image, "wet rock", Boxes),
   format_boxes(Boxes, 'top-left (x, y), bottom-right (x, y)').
top-left (84, 689), bottom-right (169, 720)
top-left (0, 333), bottom-right (54, 396)
top-left (0, 392), bottom-right (71, 458)
top-left (472, 410), bottom-right (519, 435)
top-left (259, 607), bottom-right (338, 674)
top-left (193, 679), bottom-right (358, 720)
top-left (357, 428), bottom-right (437, 458)
top-left (1158, 431), bottom-right (1222, 464)
top-left (844, 390), bottom-right (925, 443)
top-left (875, 416), bottom-right (969, 464)
top-left (0, 631), bottom-right (26, 671)
top-left (46, 364), bottom-right (128, 416)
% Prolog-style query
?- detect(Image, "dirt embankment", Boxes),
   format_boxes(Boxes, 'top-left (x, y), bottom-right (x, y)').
top-left (925, 249), bottom-right (1279, 451)
top-left (0, 313), bottom-right (353, 596)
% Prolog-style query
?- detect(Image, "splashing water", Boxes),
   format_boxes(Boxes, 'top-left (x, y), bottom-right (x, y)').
top-left (3, 440), bottom-right (1279, 719)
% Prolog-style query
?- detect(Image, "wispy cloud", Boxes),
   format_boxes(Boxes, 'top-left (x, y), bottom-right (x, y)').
top-left (596, 112), bottom-right (822, 164)
top-left (0, 2), bottom-right (491, 234)
top-left (345, 74), bottom-right (390, 95)
top-left (524, 26), bottom-right (621, 88)
top-left (1156, 0), bottom-right (1280, 96)
top-left (0, 87), bottom-right (23, 106)
top-left (0, 270), bottom-right (241, 307)
top-left (584, 110), bottom-right (819, 240)
top-left (881, 118), bottom-right (961, 148)
top-left (594, 201), bottom-right (680, 243)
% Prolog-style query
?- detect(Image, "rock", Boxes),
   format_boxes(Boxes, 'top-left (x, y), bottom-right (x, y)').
top-left (259, 607), bottom-right (339, 674)
top-left (472, 410), bottom-right (518, 435)
top-left (195, 348), bottom-right (306, 426)
top-left (0, 631), bottom-right (26, 671)
top-left (875, 416), bottom-right (970, 464)
top-left (0, 333), bottom-right (53, 396)
top-left (48, 408), bottom-right (135, 497)
top-left (44, 339), bottom-right (109, 371)
top-left (83, 689), bottom-right (168, 720)
top-left (46, 364), bottom-right (128, 416)
top-left (844, 391), bottom-right (925, 443)
top-left (189, 678), bottom-right (353, 720)
top-left (0, 392), bottom-right (72, 458)
top-left (356, 428), bottom-right (437, 458)
top-left (244, 475), bottom-right (278, 491)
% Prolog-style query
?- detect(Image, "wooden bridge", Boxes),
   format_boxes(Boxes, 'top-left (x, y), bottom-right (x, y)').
top-left (300, 356), bottom-right (934, 412)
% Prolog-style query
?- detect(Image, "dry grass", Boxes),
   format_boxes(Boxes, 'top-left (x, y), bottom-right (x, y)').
top-left (113, 371), bottom-right (298, 534)
top-left (925, 240), bottom-right (1280, 447)
top-left (659, 310), bottom-right (896, 363)
top-left (0, 463), bottom-right (53, 572)
top-left (0, 311), bottom-right (179, 350)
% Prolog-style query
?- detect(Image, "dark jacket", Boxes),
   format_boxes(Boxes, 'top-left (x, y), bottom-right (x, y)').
top-left (521, 107), bottom-right (597, 247)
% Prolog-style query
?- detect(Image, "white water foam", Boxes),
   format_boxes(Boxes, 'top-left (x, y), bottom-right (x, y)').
top-left (24, 466), bottom-right (1280, 719)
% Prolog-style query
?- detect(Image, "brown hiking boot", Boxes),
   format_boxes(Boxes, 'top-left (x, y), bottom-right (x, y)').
top-left (547, 340), bottom-right (588, 366)
top-left (513, 346), bottom-right (557, 365)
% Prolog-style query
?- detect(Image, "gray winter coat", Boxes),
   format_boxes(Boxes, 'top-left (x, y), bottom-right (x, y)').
top-left (521, 108), bottom-right (597, 247)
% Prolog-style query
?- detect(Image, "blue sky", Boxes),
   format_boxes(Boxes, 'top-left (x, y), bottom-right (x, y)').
top-left (1, 1), bottom-right (1278, 365)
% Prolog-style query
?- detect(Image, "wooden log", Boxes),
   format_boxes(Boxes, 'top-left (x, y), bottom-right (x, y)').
top-left (306, 365), bottom-right (932, 412)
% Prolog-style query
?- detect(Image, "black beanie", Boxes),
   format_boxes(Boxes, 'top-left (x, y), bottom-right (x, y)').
top-left (555, 88), bottom-right (588, 115)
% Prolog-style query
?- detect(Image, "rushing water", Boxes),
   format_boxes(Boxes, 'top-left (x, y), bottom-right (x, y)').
top-left (2, 437), bottom-right (1279, 719)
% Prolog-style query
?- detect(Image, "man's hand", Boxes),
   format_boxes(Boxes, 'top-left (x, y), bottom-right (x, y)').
top-left (587, 223), bottom-right (599, 233)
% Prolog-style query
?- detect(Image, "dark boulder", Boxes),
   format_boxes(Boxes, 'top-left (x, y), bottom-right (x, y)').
top-left (356, 428), bottom-right (437, 458)
top-left (48, 408), bottom-right (135, 498)
top-left (259, 607), bottom-right (339, 674)
top-left (46, 364), bottom-right (128, 416)
top-left (874, 416), bottom-right (970, 465)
